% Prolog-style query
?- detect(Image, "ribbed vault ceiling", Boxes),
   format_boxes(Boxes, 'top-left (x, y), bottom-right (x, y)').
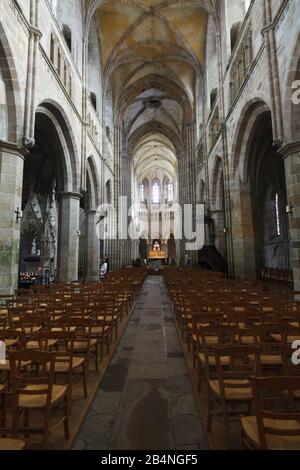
top-left (86, 1), bottom-right (213, 138)
top-left (133, 133), bottom-right (177, 184)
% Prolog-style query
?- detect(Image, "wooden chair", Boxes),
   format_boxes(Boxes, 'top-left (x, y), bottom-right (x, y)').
top-left (86, 318), bottom-right (111, 365)
top-left (9, 350), bottom-right (69, 447)
top-left (196, 326), bottom-right (235, 391)
top-left (0, 330), bottom-right (29, 383)
top-left (38, 331), bottom-right (87, 407)
top-left (256, 323), bottom-right (286, 373)
top-left (241, 376), bottom-right (300, 450)
top-left (207, 344), bottom-right (261, 449)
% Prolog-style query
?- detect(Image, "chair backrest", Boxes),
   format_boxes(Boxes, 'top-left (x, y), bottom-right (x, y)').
top-left (250, 376), bottom-right (300, 450)
top-left (215, 344), bottom-right (261, 385)
top-left (199, 326), bottom-right (236, 377)
top-left (37, 330), bottom-right (75, 354)
top-left (13, 315), bottom-right (51, 334)
top-left (37, 331), bottom-right (74, 382)
top-left (9, 350), bottom-right (56, 408)
top-left (257, 323), bottom-right (288, 351)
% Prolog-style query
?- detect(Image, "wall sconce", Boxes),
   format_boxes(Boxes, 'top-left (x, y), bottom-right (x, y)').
top-left (286, 204), bottom-right (294, 215)
top-left (223, 227), bottom-right (228, 234)
top-left (15, 207), bottom-right (23, 224)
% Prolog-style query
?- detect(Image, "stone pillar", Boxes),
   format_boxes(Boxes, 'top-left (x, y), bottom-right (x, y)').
top-left (58, 192), bottom-right (81, 282)
top-left (211, 209), bottom-right (227, 259)
top-left (179, 122), bottom-right (197, 266)
top-left (86, 210), bottom-right (100, 282)
top-left (108, 126), bottom-right (122, 271)
top-left (283, 147), bottom-right (300, 290)
top-left (230, 175), bottom-right (257, 280)
top-left (0, 142), bottom-right (25, 295)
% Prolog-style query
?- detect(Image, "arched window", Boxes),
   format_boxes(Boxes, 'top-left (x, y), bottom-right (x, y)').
top-left (275, 193), bottom-right (281, 236)
top-left (152, 182), bottom-right (160, 204)
top-left (139, 184), bottom-right (144, 202)
top-left (168, 181), bottom-right (174, 202)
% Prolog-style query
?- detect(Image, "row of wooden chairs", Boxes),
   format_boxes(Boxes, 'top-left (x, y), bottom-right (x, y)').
top-left (0, 267), bottom-right (147, 449)
top-left (164, 268), bottom-right (300, 450)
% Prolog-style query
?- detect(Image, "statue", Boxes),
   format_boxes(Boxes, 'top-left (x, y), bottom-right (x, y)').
top-left (44, 180), bottom-right (57, 281)
top-left (31, 237), bottom-right (37, 256)
top-left (153, 241), bottom-right (160, 252)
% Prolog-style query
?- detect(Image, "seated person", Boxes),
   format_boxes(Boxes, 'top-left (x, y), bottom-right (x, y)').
top-left (100, 260), bottom-right (108, 278)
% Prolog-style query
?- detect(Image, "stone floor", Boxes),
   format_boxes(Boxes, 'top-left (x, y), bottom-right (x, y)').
top-left (73, 276), bottom-right (208, 451)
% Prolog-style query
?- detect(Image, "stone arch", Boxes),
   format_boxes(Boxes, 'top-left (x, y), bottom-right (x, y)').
top-left (231, 104), bottom-right (289, 279)
top-left (231, 98), bottom-right (271, 182)
top-left (210, 155), bottom-right (224, 210)
top-left (282, 31), bottom-right (300, 143)
top-left (36, 100), bottom-right (80, 192)
top-left (105, 179), bottom-right (112, 205)
top-left (198, 179), bottom-right (206, 204)
top-left (86, 156), bottom-right (101, 210)
top-left (87, 15), bottom-right (102, 114)
top-left (210, 155), bottom-right (227, 259)
top-left (0, 21), bottom-right (22, 142)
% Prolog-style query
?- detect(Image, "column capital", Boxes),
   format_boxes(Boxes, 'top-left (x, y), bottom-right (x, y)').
top-left (59, 191), bottom-right (83, 201)
top-left (279, 141), bottom-right (300, 159)
top-left (0, 140), bottom-right (28, 158)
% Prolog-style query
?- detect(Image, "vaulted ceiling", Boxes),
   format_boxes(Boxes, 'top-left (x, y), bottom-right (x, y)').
top-left (133, 132), bottom-right (178, 184)
top-left (85, 1), bottom-right (214, 139)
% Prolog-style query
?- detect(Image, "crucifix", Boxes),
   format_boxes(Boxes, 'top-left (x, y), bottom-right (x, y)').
top-left (15, 207), bottom-right (23, 224)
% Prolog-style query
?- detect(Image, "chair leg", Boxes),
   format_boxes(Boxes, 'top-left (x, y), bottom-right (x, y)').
top-left (207, 391), bottom-right (213, 432)
top-left (0, 393), bottom-right (5, 433)
top-left (100, 339), bottom-right (104, 361)
top-left (197, 364), bottom-right (203, 392)
top-left (64, 395), bottom-right (70, 440)
top-left (83, 362), bottom-right (88, 399)
top-left (67, 380), bottom-right (73, 416)
top-left (24, 409), bottom-right (30, 439)
top-left (42, 411), bottom-right (50, 449)
top-left (12, 403), bottom-right (19, 439)
top-left (95, 343), bottom-right (98, 372)
top-left (192, 344), bottom-right (196, 367)
top-left (222, 401), bottom-right (231, 450)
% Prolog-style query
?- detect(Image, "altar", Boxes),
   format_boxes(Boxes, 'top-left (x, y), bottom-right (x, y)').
top-left (148, 240), bottom-right (166, 260)
top-left (148, 250), bottom-right (166, 260)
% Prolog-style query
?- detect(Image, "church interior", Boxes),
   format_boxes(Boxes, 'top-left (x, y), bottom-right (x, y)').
top-left (1, 0), bottom-right (300, 452)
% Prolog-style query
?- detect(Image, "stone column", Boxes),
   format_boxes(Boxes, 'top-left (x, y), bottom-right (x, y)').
top-left (0, 142), bottom-right (25, 295)
top-left (58, 192), bottom-right (81, 282)
top-left (282, 146), bottom-right (300, 290)
top-left (108, 126), bottom-right (122, 271)
top-left (211, 209), bottom-right (227, 259)
top-left (86, 210), bottom-right (100, 282)
top-left (230, 175), bottom-right (257, 280)
top-left (180, 122), bottom-right (198, 266)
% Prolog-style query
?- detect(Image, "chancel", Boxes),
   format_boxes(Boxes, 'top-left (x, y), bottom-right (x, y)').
top-left (1, 0), bottom-right (300, 453)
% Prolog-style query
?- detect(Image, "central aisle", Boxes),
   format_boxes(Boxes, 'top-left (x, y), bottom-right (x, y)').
top-left (73, 276), bottom-right (208, 450)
